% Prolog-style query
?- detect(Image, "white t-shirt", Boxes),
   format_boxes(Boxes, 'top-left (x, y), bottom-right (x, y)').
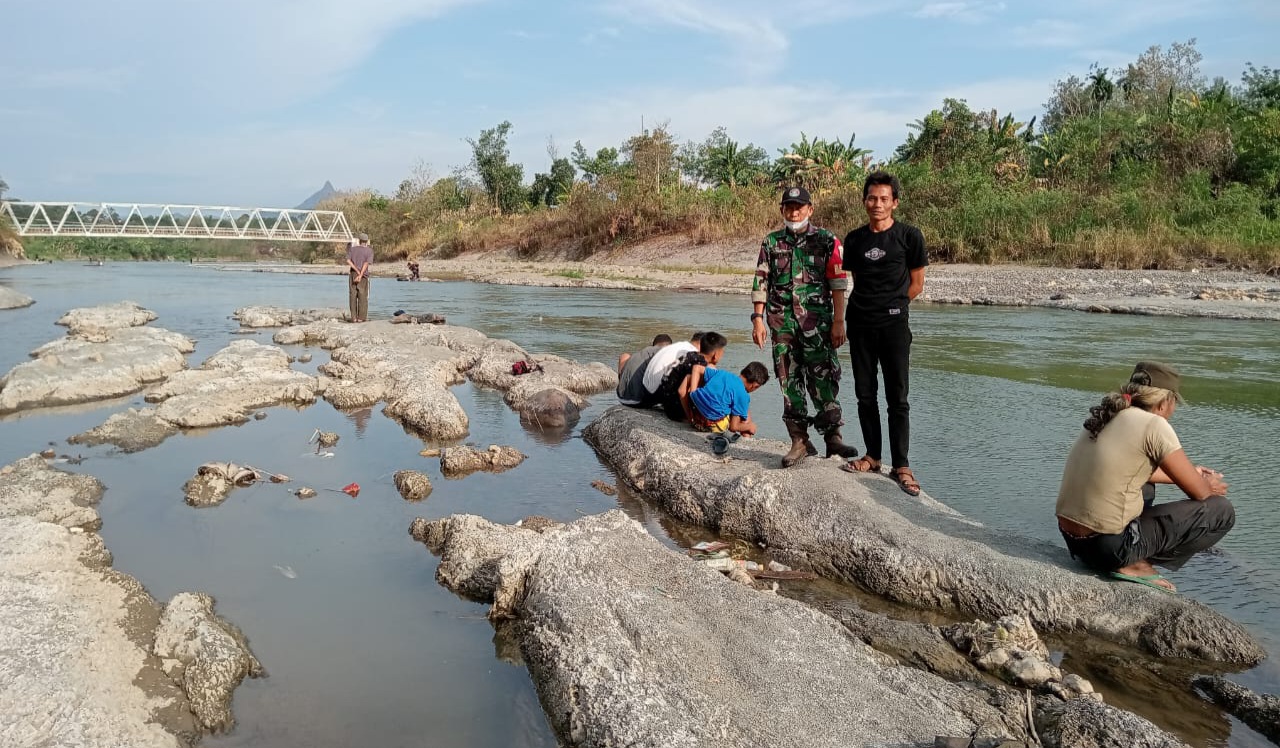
top-left (642, 342), bottom-right (696, 394)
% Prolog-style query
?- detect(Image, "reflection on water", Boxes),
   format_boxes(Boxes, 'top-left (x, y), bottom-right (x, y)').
top-left (0, 263), bottom-right (1277, 747)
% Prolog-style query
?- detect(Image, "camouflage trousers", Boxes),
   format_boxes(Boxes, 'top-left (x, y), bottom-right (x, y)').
top-left (770, 314), bottom-right (843, 433)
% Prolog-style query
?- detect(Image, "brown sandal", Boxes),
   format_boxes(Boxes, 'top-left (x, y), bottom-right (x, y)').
top-left (840, 456), bottom-right (881, 474)
top-left (891, 467), bottom-right (921, 496)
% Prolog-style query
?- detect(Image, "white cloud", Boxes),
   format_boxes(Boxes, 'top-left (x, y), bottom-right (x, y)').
top-left (599, 0), bottom-right (878, 76)
top-left (913, 2), bottom-right (1007, 22)
top-left (0, 0), bottom-right (485, 110)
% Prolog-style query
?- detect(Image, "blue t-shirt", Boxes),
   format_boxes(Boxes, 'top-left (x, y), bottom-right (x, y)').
top-left (689, 368), bottom-right (750, 421)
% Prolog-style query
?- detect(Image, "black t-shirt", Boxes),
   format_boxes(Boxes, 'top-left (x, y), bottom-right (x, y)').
top-left (842, 221), bottom-right (928, 327)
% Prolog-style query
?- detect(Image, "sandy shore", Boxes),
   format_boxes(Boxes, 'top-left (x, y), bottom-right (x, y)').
top-left (199, 237), bottom-right (1280, 321)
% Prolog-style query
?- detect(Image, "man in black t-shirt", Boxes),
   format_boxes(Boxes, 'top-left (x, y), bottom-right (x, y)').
top-left (841, 171), bottom-right (927, 496)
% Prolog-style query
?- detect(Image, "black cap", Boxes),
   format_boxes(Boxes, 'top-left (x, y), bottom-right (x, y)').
top-left (780, 186), bottom-right (811, 206)
top-left (1131, 361), bottom-right (1184, 402)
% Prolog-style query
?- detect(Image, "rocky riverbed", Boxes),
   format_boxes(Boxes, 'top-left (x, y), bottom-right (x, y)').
top-left (0, 455), bottom-right (261, 746)
top-left (197, 239), bottom-right (1280, 321)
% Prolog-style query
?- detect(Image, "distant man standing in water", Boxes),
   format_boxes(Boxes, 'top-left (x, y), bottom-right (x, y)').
top-left (346, 233), bottom-right (373, 323)
top-left (751, 186), bottom-right (860, 467)
top-left (840, 172), bottom-right (928, 496)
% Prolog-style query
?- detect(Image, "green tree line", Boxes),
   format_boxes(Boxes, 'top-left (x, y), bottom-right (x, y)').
top-left (8, 41), bottom-right (1279, 269)
top-left (326, 40), bottom-right (1277, 270)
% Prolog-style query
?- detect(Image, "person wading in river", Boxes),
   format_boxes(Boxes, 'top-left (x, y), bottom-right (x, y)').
top-left (751, 186), bottom-right (859, 467)
top-left (839, 171), bottom-right (927, 496)
top-left (1055, 362), bottom-right (1234, 593)
top-left (346, 233), bottom-right (373, 323)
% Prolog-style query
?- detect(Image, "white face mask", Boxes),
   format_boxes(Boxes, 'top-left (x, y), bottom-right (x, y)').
top-left (784, 219), bottom-right (809, 232)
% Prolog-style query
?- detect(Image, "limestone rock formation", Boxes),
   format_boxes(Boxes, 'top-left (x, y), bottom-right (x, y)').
top-left (57, 300), bottom-right (157, 335)
top-left (0, 456), bottom-right (256, 745)
top-left (233, 305), bottom-right (347, 327)
top-left (582, 407), bottom-right (1264, 665)
top-left (0, 455), bottom-right (104, 530)
top-left (1192, 675), bottom-right (1280, 743)
top-left (393, 470), bottom-right (433, 502)
top-left (0, 318), bottom-right (193, 415)
top-left (0, 284), bottom-right (33, 309)
top-left (414, 510), bottom-right (1028, 747)
top-left (439, 445), bottom-right (526, 477)
top-left (153, 592), bottom-right (264, 733)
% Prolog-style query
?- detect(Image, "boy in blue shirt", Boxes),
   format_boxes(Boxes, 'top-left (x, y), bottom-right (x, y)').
top-left (683, 362), bottom-right (770, 436)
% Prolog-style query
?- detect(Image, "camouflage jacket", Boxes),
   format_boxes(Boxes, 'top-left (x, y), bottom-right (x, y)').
top-left (751, 225), bottom-right (849, 333)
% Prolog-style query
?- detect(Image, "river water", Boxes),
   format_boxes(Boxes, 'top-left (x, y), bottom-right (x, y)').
top-left (0, 263), bottom-right (1276, 747)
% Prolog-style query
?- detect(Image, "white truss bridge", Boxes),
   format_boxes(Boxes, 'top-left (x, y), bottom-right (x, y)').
top-left (0, 201), bottom-right (353, 243)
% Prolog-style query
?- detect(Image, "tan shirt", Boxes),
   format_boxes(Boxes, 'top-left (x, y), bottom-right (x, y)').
top-left (1055, 408), bottom-right (1182, 534)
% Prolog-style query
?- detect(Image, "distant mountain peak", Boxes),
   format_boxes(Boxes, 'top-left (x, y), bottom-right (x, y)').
top-left (296, 181), bottom-right (339, 210)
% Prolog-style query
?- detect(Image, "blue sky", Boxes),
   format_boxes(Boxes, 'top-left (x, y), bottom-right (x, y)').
top-left (1, 0), bottom-right (1275, 207)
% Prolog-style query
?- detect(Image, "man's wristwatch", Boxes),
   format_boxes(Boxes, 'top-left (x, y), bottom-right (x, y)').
top-left (750, 312), bottom-right (764, 322)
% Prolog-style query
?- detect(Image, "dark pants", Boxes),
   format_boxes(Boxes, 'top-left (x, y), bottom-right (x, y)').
top-left (1062, 495), bottom-right (1236, 573)
top-left (349, 273), bottom-right (369, 320)
top-left (848, 321), bottom-right (912, 467)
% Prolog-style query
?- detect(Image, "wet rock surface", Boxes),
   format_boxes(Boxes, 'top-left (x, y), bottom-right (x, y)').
top-left (0, 455), bottom-right (256, 746)
top-left (1034, 696), bottom-right (1190, 748)
top-left (183, 463), bottom-right (260, 508)
top-left (507, 383), bottom-right (584, 428)
top-left (818, 600), bottom-right (981, 681)
top-left (439, 444), bottom-right (527, 477)
top-left (233, 305), bottom-right (347, 327)
top-left (153, 592), bottom-right (264, 733)
top-left (584, 407), bottom-right (1265, 665)
top-left (393, 470), bottom-right (433, 501)
top-left (71, 340), bottom-right (320, 452)
top-left (276, 316), bottom-right (614, 438)
top-left (69, 408), bottom-right (179, 453)
top-left (0, 454), bottom-right (104, 530)
top-left (415, 510), bottom-right (1025, 747)
top-left (1192, 675), bottom-right (1280, 743)
top-left (0, 305), bottom-right (194, 415)
top-left (57, 300), bottom-right (157, 334)
top-left (0, 284), bottom-right (34, 309)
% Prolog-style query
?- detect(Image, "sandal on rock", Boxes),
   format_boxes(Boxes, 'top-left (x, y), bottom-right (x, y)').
top-left (840, 456), bottom-right (881, 474)
top-left (1109, 571), bottom-right (1177, 594)
top-left (891, 467), bottom-right (921, 496)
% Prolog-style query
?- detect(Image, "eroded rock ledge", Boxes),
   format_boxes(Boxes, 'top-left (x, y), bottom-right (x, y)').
top-left (0, 302), bottom-right (193, 415)
top-left (0, 284), bottom-right (34, 310)
top-left (261, 316), bottom-right (615, 439)
top-left (0, 456), bottom-right (261, 746)
top-left (413, 510), bottom-right (1190, 748)
top-left (71, 339), bottom-right (321, 452)
top-left (583, 407), bottom-right (1265, 666)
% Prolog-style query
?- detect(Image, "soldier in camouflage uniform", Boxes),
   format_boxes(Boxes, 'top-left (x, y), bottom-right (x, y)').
top-left (751, 186), bottom-right (860, 467)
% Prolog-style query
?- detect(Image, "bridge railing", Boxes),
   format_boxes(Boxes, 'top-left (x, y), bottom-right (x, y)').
top-left (0, 201), bottom-right (354, 243)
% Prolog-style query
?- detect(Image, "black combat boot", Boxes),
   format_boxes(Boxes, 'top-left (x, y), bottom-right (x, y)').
top-left (781, 420), bottom-right (812, 468)
top-left (823, 428), bottom-right (860, 459)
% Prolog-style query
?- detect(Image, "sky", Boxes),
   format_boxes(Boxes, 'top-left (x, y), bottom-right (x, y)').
top-left (1, 0), bottom-right (1276, 208)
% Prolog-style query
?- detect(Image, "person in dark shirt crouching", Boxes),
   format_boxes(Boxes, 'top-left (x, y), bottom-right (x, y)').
top-left (840, 171), bottom-right (928, 496)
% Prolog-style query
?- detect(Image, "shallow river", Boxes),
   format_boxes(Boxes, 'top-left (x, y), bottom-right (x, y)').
top-left (1, 263), bottom-right (1277, 747)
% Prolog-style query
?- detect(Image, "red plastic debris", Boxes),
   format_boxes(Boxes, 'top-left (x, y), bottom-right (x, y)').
top-left (341, 482), bottom-right (360, 498)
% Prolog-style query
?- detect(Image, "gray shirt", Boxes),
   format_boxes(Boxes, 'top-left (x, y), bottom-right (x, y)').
top-left (347, 244), bottom-right (374, 273)
top-left (617, 345), bottom-right (664, 405)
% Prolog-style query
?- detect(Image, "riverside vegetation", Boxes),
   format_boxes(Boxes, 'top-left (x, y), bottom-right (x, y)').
top-left (10, 41), bottom-right (1280, 271)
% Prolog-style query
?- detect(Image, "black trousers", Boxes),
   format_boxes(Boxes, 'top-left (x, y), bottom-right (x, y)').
top-left (1062, 495), bottom-right (1236, 573)
top-left (848, 321), bottom-right (912, 468)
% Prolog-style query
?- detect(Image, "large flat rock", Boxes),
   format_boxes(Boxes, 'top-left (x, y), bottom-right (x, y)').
top-left (278, 317), bottom-right (615, 440)
top-left (0, 456), bottom-right (257, 746)
top-left (0, 304), bottom-right (193, 415)
top-left (72, 340), bottom-right (320, 451)
top-left (0, 284), bottom-right (34, 309)
top-left (583, 407), bottom-right (1265, 666)
top-left (414, 510), bottom-right (1028, 747)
